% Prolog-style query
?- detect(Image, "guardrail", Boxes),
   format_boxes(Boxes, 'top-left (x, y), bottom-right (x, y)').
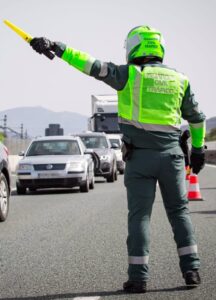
top-left (204, 141), bottom-right (216, 165)
top-left (205, 141), bottom-right (216, 150)
top-left (206, 150), bottom-right (216, 165)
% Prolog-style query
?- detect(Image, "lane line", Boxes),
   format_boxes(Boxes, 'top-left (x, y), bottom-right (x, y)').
top-left (206, 164), bottom-right (216, 168)
top-left (73, 297), bottom-right (100, 300)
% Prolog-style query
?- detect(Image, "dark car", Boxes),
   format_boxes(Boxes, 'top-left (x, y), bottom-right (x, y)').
top-left (78, 132), bottom-right (118, 182)
top-left (0, 142), bottom-right (11, 222)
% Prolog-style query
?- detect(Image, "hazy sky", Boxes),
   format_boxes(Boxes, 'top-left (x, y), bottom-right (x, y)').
top-left (1, 0), bottom-right (216, 119)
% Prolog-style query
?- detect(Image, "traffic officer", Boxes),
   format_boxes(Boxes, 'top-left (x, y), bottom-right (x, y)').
top-left (30, 25), bottom-right (206, 293)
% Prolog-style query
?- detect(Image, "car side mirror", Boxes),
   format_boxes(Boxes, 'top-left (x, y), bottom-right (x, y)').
top-left (100, 115), bottom-right (106, 121)
top-left (84, 149), bottom-right (94, 155)
top-left (18, 151), bottom-right (25, 156)
top-left (84, 150), bottom-right (101, 173)
top-left (111, 143), bottom-right (119, 149)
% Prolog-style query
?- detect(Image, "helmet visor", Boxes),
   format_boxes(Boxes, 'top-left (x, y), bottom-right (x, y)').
top-left (125, 34), bottom-right (141, 58)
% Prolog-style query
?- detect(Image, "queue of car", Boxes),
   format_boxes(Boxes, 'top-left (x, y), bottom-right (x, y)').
top-left (0, 132), bottom-right (124, 221)
top-left (15, 132), bottom-right (125, 196)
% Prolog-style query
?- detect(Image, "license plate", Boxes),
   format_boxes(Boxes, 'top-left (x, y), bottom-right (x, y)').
top-left (37, 172), bottom-right (60, 178)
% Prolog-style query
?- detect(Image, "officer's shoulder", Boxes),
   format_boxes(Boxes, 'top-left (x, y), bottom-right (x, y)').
top-left (161, 64), bottom-right (189, 80)
top-left (118, 64), bottom-right (129, 70)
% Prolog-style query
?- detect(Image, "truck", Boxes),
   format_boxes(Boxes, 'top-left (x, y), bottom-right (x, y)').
top-left (88, 94), bottom-right (120, 134)
top-left (88, 94), bottom-right (125, 174)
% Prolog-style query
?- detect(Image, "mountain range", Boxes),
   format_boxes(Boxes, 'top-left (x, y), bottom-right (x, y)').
top-left (0, 106), bottom-right (216, 138)
top-left (0, 106), bottom-right (88, 138)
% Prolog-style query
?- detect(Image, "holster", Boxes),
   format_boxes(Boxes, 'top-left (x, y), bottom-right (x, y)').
top-left (121, 141), bottom-right (134, 162)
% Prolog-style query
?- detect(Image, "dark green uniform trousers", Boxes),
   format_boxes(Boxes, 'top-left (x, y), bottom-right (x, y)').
top-left (124, 146), bottom-right (200, 281)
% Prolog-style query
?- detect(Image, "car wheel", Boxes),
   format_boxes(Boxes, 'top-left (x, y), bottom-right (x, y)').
top-left (106, 167), bottom-right (115, 183)
top-left (80, 174), bottom-right (90, 193)
top-left (0, 173), bottom-right (10, 222)
top-left (119, 169), bottom-right (125, 175)
top-left (16, 182), bottom-right (26, 195)
top-left (89, 175), bottom-right (95, 190)
top-left (114, 167), bottom-right (118, 181)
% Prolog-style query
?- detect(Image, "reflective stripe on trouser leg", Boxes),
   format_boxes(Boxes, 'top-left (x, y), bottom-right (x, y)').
top-left (128, 256), bottom-right (149, 264)
top-left (178, 245), bottom-right (198, 256)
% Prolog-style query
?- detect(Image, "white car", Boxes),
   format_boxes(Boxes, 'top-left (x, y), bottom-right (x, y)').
top-left (16, 136), bottom-right (98, 194)
top-left (0, 142), bottom-right (11, 222)
top-left (107, 134), bottom-right (125, 174)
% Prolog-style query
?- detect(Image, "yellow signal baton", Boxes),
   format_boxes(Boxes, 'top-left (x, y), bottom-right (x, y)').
top-left (3, 19), bottom-right (55, 60)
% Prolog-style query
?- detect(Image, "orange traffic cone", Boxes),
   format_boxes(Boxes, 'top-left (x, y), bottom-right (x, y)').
top-left (187, 173), bottom-right (204, 201)
top-left (185, 165), bottom-right (190, 181)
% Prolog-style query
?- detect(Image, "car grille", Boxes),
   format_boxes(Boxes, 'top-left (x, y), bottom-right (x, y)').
top-left (100, 162), bottom-right (111, 173)
top-left (33, 164), bottom-right (66, 171)
top-left (19, 178), bottom-right (82, 187)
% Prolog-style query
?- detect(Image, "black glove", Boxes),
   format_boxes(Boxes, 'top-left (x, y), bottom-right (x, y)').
top-left (30, 37), bottom-right (55, 54)
top-left (190, 147), bottom-right (205, 174)
top-left (180, 130), bottom-right (190, 166)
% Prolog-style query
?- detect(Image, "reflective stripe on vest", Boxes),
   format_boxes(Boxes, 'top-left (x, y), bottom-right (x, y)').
top-left (119, 116), bottom-right (181, 131)
top-left (117, 65), bottom-right (189, 131)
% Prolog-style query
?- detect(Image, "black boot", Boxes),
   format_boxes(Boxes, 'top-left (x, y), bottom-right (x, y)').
top-left (183, 270), bottom-right (201, 288)
top-left (123, 280), bottom-right (147, 293)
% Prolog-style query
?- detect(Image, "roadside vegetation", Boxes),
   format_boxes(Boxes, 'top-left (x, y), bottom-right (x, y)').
top-left (205, 127), bottom-right (216, 141)
top-left (0, 133), bottom-right (5, 142)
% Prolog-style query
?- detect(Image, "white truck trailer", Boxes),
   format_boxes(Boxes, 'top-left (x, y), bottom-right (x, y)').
top-left (88, 94), bottom-right (120, 134)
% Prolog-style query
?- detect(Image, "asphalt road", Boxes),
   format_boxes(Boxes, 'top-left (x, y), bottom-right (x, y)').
top-left (0, 165), bottom-right (216, 300)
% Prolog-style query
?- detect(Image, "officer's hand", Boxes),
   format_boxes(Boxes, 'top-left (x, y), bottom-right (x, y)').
top-left (30, 37), bottom-right (54, 54)
top-left (181, 130), bottom-right (190, 142)
top-left (190, 147), bottom-right (206, 174)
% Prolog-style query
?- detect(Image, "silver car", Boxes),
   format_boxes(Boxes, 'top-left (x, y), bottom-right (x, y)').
top-left (16, 136), bottom-right (96, 194)
top-left (0, 142), bottom-right (11, 222)
top-left (78, 132), bottom-right (118, 182)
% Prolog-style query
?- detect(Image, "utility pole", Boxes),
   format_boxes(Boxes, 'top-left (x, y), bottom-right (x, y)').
top-left (20, 123), bottom-right (24, 139)
top-left (3, 114), bottom-right (7, 137)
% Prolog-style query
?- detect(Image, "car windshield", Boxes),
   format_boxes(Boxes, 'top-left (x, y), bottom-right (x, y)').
top-left (26, 140), bottom-right (81, 156)
top-left (95, 114), bottom-right (120, 133)
top-left (109, 138), bottom-right (121, 148)
top-left (80, 136), bottom-right (108, 149)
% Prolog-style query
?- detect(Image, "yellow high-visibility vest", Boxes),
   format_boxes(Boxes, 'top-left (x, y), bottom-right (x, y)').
top-left (118, 65), bottom-right (189, 132)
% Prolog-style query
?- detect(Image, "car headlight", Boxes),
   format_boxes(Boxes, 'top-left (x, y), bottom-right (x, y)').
top-left (68, 161), bottom-right (85, 172)
top-left (18, 164), bottom-right (32, 171)
top-left (100, 155), bottom-right (110, 161)
top-left (116, 151), bottom-right (123, 160)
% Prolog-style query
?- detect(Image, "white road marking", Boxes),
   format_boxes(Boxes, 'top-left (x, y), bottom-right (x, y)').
top-left (73, 297), bottom-right (100, 300)
top-left (206, 164), bottom-right (216, 168)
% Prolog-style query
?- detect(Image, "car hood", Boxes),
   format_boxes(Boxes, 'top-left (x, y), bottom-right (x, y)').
top-left (20, 155), bottom-right (85, 164)
top-left (91, 149), bottom-right (112, 156)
